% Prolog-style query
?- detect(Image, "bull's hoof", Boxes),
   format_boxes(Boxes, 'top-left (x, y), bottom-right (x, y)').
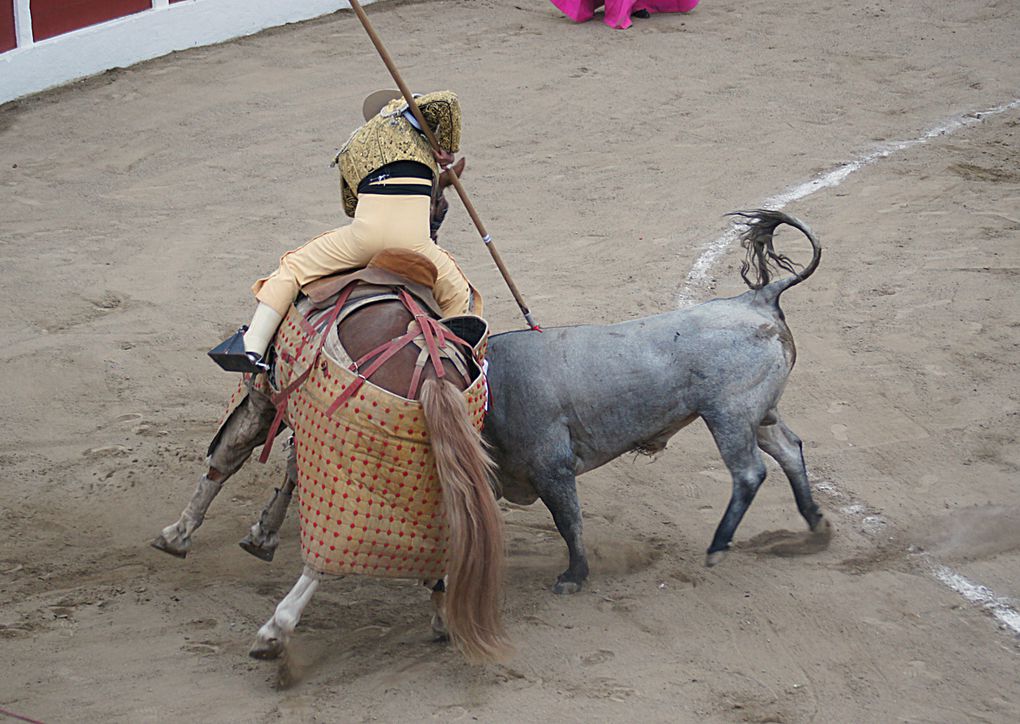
top-left (239, 535), bottom-right (276, 562)
top-left (810, 516), bottom-right (833, 539)
top-left (151, 535), bottom-right (189, 559)
top-left (249, 637), bottom-right (284, 660)
top-left (704, 549), bottom-right (727, 567)
top-left (552, 578), bottom-right (582, 595)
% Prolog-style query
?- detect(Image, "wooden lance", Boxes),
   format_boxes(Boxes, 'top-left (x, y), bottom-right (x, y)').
top-left (347, 0), bottom-right (541, 331)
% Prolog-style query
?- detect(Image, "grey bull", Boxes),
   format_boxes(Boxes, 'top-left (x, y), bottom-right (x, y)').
top-left (154, 209), bottom-right (829, 595)
top-left (484, 209), bottom-right (829, 593)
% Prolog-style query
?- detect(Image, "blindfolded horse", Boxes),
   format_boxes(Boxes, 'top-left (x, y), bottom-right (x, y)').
top-left (154, 250), bottom-right (509, 662)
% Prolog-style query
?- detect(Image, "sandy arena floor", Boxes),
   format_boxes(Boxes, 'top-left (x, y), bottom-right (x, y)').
top-left (1, 0), bottom-right (1018, 721)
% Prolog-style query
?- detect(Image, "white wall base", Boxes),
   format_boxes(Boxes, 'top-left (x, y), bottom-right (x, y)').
top-left (1, 0), bottom-right (377, 104)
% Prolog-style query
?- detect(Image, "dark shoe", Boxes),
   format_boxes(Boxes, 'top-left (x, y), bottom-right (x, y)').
top-left (208, 327), bottom-right (268, 373)
top-left (633, 9), bottom-right (651, 18)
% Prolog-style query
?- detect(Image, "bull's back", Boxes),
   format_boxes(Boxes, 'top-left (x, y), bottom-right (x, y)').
top-left (483, 295), bottom-right (794, 486)
top-left (486, 296), bottom-right (791, 414)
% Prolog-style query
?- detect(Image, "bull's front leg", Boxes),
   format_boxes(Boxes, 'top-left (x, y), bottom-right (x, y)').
top-left (535, 466), bottom-right (589, 594)
top-left (239, 438), bottom-right (297, 561)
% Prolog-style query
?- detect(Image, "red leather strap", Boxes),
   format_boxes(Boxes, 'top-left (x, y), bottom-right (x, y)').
top-left (324, 326), bottom-right (420, 418)
top-left (257, 284), bottom-right (355, 463)
top-left (261, 284), bottom-right (480, 463)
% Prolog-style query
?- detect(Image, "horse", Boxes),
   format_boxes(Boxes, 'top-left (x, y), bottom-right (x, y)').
top-left (207, 209), bottom-right (831, 596)
top-left (153, 249), bottom-right (509, 662)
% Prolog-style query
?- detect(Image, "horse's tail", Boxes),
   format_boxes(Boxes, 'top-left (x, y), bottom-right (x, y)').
top-left (419, 377), bottom-right (511, 663)
top-left (729, 209), bottom-right (822, 304)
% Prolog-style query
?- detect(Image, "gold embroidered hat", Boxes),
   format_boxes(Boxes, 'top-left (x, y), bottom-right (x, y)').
top-left (362, 89), bottom-right (402, 121)
top-left (360, 89), bottom-right (461, 153)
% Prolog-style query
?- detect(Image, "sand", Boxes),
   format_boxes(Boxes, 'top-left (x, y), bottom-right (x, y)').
top-left (1, 0), bottom-right (1018, 721)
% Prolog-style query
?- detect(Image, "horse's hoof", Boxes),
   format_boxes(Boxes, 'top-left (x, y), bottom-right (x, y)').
top-left (249, 637), bottom-right (284, 660)
top-left (431, 616), bottom-right (450, 643)
top-left (705, 550), bottom-right (727, 567)
top-left (239, 535), bottom-right (276, 562)
top-left (552, 579), bottom-right (582, 595)
top-left (151, 535), bottom-right (189, 559)
top-left (430, 613), bottom-right (449, 639)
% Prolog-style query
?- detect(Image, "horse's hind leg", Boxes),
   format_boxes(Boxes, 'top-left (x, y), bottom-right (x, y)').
top-left (424, 578), bottom-right (449, 640)
top-left (703, 414), bottom-right (768, 567)
top-left (250, 565), bottom-right (323, 660)
top-left (152, 389), bottom-right (277, 557)
top-left (239, 437), bottom-right (297, 562)
top-left (756, 411), bottom-right (829, 535)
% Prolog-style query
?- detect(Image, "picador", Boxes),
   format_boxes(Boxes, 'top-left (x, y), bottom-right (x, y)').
top-left (213, 89), bottom-right (482, 374)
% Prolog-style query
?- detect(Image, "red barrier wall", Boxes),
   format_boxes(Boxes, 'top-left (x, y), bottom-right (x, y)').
top-left (31, 0), bottom-right (151, 42)
top-left (1, 1), bottom-right (16, 52)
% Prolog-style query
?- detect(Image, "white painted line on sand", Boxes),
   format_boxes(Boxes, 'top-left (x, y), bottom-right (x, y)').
top-left (929, 562), bottom-right (1020, 636)
top-left (676, 98), bottom-right (1020, 636)
top-left (676, 98), bottom-right (1020, 306)
top-left (819, 482), bottom-right (1020, 637)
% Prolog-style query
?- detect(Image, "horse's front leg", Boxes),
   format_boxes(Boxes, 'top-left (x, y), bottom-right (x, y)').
top-left (152, 388), bottom-right (277, 558)
top-left (151, 471), bottom-right (227, 558)
top-left (250, 565), bottom-right (323, 660)
top-left (239, 437), bottom-right (297, 561)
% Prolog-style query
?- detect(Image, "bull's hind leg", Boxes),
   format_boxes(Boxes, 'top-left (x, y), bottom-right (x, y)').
top-left (756, 411), bottom-right (830, 535)
top-left (239, 438), bottom-right (297, 561)
top-left (250, 565), bottom-right (322, 660)
top-left (703, 415), bottom-right (768, 567)
top-left (152, 388), bottom-right (277, 558)
top-left (534, 466), bottom-right (590, 594)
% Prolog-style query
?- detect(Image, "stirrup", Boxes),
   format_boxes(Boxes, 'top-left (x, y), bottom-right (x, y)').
top-left (208, 326), bottom-right (268, 373)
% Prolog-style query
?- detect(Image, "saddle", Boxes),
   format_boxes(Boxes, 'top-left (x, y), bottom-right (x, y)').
top-left (257, 249), bottom-right (488, 463)
top-left (302, 248), bottom-right (445, 318)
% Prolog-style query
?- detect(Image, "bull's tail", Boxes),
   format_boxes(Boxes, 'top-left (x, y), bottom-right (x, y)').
top-left (728, 209), bottom-right (822, 303)
top-left (419, 378), bottom-right (511, 663)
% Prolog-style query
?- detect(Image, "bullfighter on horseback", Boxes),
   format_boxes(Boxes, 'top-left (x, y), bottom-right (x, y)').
top-left (154, 88), bottom-right (486, 563)
top-left (155, 88), bottom-right (511, 662)
top-left (221, 89), bottom-right (481, 374)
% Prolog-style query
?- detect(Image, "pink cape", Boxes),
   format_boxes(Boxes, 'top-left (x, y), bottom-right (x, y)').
top-left (550, 0), bottom-right (700, 29)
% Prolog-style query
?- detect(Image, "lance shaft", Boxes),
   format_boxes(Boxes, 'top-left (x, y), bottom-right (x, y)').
top-left (347, 0), bottom-right (540, 330)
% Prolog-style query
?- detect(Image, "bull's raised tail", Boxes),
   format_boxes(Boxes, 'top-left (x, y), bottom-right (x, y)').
top-left (728, 209), bottom-right (821, 303)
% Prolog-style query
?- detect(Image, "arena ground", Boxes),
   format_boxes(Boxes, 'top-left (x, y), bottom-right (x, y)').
top-left (1, 0), bottom-right (1018, 721)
